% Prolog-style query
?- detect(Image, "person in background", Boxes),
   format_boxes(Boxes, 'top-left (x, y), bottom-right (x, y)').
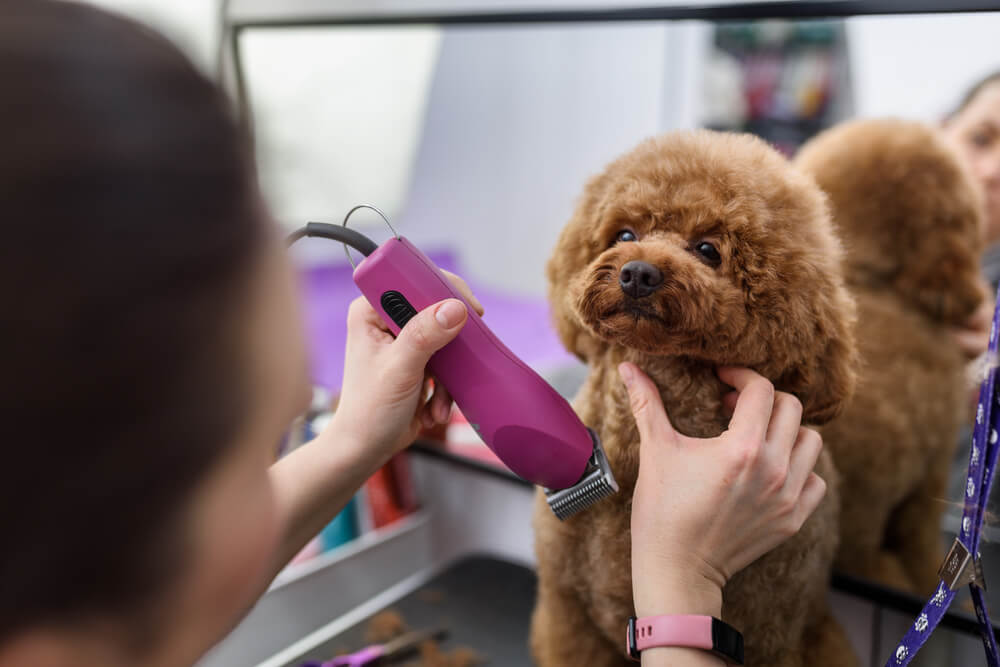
top-left (0, 3), bottom-right (826, 667)
top-left (939, 71), bottom-right (1000, 519)
top-left (942, 71), bottom-right (1000, 358)
top-left (943, 71), bottom-right (1000, 288)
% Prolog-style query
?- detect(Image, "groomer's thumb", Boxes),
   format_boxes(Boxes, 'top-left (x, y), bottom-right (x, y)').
top-left (393, 299), bottom-right (468, 373)
top-left (619, 362), bottom-right (677, 447)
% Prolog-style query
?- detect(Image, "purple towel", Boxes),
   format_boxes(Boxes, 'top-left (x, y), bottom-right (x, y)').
top-left (298, 248), bottom-right (574, 392)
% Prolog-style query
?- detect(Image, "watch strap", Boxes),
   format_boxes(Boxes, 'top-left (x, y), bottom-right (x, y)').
top-left (626, 615), bottom-right (743, 665)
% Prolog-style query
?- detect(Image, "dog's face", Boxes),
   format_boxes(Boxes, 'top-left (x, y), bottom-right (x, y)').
top-left (796, 119), bottom-right (985, 325)
top-left (548, 131), bottom-right (857, 424)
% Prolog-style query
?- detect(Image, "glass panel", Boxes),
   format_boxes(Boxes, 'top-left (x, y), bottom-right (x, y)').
top-left (240, 16), bottom-right (1000, 637)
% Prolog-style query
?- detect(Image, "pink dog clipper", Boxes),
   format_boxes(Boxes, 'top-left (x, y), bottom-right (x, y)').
top-left (288, 205), bottom-right (618, 519)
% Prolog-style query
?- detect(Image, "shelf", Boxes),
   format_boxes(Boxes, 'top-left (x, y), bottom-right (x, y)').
top-left (261, 556), bottom-right (537, 667)
top-left (200, 511), bottom-right (435, 667)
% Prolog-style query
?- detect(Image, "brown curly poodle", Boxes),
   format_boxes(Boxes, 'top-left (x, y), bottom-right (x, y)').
top-left (532, 130), bottom-right (860, 667)
top-left (795, 119), bottom-right (985, 595)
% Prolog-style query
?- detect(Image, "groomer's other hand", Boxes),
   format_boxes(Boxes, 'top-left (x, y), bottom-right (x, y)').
top-left (331, 271), bottom-right (483, 461)
top-left (951, 277), bottom-right (993, 360)
top-left (621, 363), bottom-right (827, 619)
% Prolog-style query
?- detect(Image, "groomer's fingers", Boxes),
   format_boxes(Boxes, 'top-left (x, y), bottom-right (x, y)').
top-left (721, 391), bottom-right (739, 415)
top-left (429, 381), bottom-right (453, 424)
top-left (619, 362), bottom-right (677, 446)
top-left (347, 295), bottom-right (380, 328)
top-left (391, 299), bottom-right (468, 381)
top-left (789, 473), bottom-right (827, 533)
top-left (441, 270), bottom-right (485, 316)
top-left (718, 367), bottom-right (775, 444)
top-left (783, 427), bottom-right (823, 498)
top-left (420, 377), bottom-right (436, 429)
top-left (346, 296), bottom-right (394, 343)
top-left (763, 391), bottom-right (803, 463)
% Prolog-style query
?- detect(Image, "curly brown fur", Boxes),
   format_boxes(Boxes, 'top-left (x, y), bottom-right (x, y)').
top-left (532, 130), bottom-right (859, 667)
top-left (795, 119), bottom-right (985, 594)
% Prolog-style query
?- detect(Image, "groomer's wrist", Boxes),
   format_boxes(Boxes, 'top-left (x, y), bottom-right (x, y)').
top-left (632, 571), bottom-right (723, 618)
top-left (318, 412), bottom-right (388, 474)
top-left (641, 647), bottom-right (726, 666)
top-left (631, 578), bottom-right (727, 667)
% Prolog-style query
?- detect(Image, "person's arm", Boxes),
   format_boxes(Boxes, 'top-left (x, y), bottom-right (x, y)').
top-left (266, 273), bottom-right (482, 577)
top-left (620, 363), bottom-right (828, 667)
top-left (266, 419), bottom-right (383, 571)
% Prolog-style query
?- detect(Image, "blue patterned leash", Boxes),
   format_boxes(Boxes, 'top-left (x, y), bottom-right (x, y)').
top-left (886, 285), bottom-right (1000, 666)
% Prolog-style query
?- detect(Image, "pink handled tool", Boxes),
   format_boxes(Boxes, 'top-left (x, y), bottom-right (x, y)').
top-left (301, 627), bottom-right (447, 667)
top-left (288, 205), bottom-right (618, 519)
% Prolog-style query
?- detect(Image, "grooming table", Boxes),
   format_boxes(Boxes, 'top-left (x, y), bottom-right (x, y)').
top-left (273, 556), bottom-right (537, 667)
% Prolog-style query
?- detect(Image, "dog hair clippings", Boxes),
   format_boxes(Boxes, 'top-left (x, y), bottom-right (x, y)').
top-left (886, 289), bottom-right (1000, 666)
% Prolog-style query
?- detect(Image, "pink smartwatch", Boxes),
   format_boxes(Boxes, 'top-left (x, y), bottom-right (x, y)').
top-left (625, 615), bottom-right (744, 664)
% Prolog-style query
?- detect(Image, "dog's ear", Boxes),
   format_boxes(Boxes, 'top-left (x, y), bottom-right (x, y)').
top-left (885, 135), bottom-right (985, 325)
top-left (546, 175), bottom-right (608, 363)
top-left (893, 226), bottom-right (985, 326)
top-left (546, 219), bottom-right (599, 363)
top-left (774, 282), bottom-right (858, 425)
top-left (747, 180), bottom-right (859, 426)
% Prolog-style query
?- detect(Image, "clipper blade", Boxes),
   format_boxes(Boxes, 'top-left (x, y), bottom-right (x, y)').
top-left (544, 429), bottom-right (618, 520)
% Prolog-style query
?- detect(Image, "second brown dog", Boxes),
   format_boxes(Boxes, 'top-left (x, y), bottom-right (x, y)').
top-left (796, 119), bottom-right (985, 595)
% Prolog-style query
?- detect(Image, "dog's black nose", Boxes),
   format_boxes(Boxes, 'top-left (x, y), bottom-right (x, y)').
top-left (619, 261), bottom-right (663, 298)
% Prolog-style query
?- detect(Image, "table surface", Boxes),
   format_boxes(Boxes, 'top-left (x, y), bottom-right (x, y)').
top-left (286, 556), bottom-right (538, 666)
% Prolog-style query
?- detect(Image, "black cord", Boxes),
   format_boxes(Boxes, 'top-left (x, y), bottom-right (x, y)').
top-left (286, 222), bottom-right (380, 256)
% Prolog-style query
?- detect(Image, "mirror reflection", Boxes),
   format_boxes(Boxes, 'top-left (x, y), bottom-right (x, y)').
top-left (239, 12), bottom-right (1000, 652)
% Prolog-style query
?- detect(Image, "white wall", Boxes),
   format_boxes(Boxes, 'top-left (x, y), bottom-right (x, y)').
top-left (847, 12), bottom-right (1000, 122)
top-left (396, 22), bottom-right (710, 296)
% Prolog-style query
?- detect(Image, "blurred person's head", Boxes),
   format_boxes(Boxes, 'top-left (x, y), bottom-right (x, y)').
top-left (942, 71), bottom-right (1000, 244)
top-left (0, 1), bottom-right (310, 665)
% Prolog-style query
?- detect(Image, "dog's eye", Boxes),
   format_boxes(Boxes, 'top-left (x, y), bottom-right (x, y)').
top-left (614, 230), bottom-right (637, 244)
top-left (694, 241), bottom-right (721, 266)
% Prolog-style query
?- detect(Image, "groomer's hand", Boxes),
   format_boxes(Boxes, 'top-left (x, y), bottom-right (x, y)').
top-left (621, 364), bottom-right (827, 620)
top-left (952, 280), bottom-right (993, 360)
top-left (332, 270), bottom-right (483, 462)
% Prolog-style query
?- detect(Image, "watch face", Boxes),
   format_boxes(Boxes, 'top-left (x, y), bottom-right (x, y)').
top-left (626, 616), bottom-right (640, 661)
top-left (711, 618), bottom-right (745, 665)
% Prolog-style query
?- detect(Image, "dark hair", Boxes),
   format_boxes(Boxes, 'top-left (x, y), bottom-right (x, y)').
top-left (950, 70), bottom-right (1000, 119)
top-left (0, 0), bottom-right (264, 647)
